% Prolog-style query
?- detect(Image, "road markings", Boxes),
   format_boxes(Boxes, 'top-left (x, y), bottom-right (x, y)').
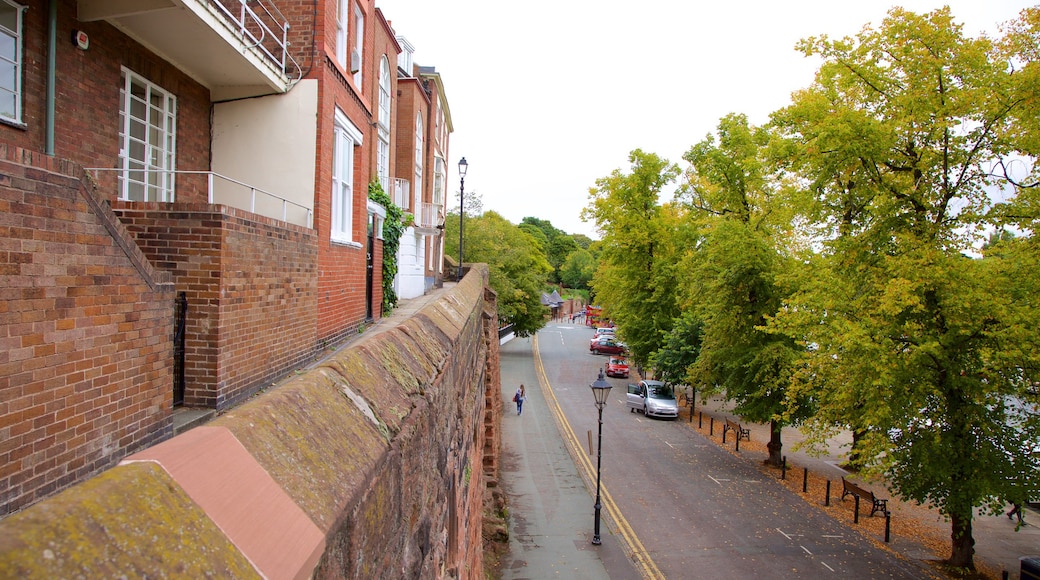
top-left (801, 545), bottom-right (813, 555)
top-left (821, 562), bottom-right (835, 572)
top-left (533, 336), bottom-right (665, 580)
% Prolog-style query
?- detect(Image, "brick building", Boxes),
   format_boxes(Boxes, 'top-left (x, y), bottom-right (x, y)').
top-left (0, 0), bottom-right (457, 516)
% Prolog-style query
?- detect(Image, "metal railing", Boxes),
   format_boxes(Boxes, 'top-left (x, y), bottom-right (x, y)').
top-left (417, 202), bottom-right (442, 229)
top-left (209, 0), bottom-right (302, 83)
top-left (86, 168), bottom-right (313, 228)
top-left (392, 178), bottom-right (411, 212)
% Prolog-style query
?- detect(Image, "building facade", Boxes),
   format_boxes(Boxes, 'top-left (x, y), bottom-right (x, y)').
top-left (0, 0), bottom-right (456, 516)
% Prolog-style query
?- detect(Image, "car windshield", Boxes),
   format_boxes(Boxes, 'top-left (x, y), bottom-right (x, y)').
top-left (648, 386), bottom-right (674, 400)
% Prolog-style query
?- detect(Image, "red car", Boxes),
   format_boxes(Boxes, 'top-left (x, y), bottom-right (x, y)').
top-left (590, 337), bottom-right (625, 355)
top-left (606, 356), bottom-right (630, 378)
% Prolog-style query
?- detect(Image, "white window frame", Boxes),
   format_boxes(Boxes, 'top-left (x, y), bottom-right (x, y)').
top-left (377, 57), bottom-right (391, 191)
top-left (353, 4), bottom-right (364, 87)
top-left (332, 108), bottom-right (363, 246)
top-left (336, 0), bottom-right (349, 69)
top-left (118, 67), bottom-right (177, 202)
top-left (414, 113), bottom-right (423, 212)
top-left (0, 0), bottom-right (25, 125)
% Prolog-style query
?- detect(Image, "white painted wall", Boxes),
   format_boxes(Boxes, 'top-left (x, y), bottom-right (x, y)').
top-left (211, 80), bottom-right (318, 227)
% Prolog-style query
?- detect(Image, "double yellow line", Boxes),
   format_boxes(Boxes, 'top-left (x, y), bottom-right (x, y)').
top-left (532, 336), bottom-right (664, 580)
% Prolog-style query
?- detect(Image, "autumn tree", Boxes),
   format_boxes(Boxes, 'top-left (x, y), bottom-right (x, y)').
top-left (768, 7), bottom-right (1040, 569)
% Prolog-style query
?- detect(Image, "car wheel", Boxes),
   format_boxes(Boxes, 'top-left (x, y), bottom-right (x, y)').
top-left (630, 407), bottom-right (634, 413)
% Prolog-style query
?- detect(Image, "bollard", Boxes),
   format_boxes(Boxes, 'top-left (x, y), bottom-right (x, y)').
top-left (854, 495), bottom-right (860, 524)
top-left (699, 411), bottom-right (703, 428)
top-left (803, 467), bottom-right (808, 493)
top-left (825, 480), bottom-right (831, 506)
top-left (735, 430), bottom-right (740, 452)
top-left (722, 424), bottom-right (727, 443)
top-left (710, 417), bottom-right (714, 436)
top-left (885, 511), bottom-right (891, 542)
top-left (781, 456), bottom-right (787, 480)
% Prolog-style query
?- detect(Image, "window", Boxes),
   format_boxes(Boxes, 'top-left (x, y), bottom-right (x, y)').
top-left (353, 4), bottom-right (364, 87)
top-left (332, 108), bottom-right (363, 245)
top-left (414, 114), bottom-right (423, 210)
top-left (0, 0), bottom-right (24, 124)
top-left (118, 68), bottom-right (177, 201)
top-left (433, 158), bottom-right (444, 207)
top-left (336, 0), bottom-right (348, 68)
top-left (377, 57), bottom-right (391, 191)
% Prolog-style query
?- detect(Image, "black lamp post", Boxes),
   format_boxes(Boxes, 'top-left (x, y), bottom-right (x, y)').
top-left (457, 157), bottom-right (468, 281)
top-left (590, 368), bottom-right (612, 545)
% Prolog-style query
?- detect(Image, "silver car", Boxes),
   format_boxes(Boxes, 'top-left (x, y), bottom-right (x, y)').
top-left (626, 380), bottom-right (679, 419)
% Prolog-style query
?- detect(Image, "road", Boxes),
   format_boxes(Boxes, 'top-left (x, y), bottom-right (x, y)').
top-left (499, 322), bottom-right (932, 579)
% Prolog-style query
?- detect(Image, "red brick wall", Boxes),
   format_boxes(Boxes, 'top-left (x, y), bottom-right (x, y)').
top-left (311, 0), bottom-right (379, 346)
top-left (114, 203), bottom-right (319, 410)
top-left (0, 149), bottom-right (175, 517)
top-left (0, 1), bottom-right (211, 203)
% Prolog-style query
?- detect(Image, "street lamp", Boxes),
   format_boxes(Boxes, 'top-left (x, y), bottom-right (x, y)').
top-left (590, 368), bottom-right (613, 545)
top-left (457, 157), bottom-right (468, 281)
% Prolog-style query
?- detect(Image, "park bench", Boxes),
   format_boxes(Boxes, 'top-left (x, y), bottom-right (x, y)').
top-left (841, 477), bottom-right (888, 516)
top-left (723, 419), bottom-right (751, 442)
top-left (678, 387), bottom-right (694, 408)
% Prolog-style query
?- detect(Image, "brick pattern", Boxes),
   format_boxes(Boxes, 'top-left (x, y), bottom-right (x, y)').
top-left (114, 203), bottom-right (319, 410)
top-left (0, 155), bottom-right (174, 517)
top-left (0, 1), bottom-right (211, 201)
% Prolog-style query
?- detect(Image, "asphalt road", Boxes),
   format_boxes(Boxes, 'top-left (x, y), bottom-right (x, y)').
top-left (498, 322), bottom-right (933, 579)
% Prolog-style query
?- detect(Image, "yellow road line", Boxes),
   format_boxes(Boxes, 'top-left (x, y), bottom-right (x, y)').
top-left (532, 335), bottom-right (664, 580)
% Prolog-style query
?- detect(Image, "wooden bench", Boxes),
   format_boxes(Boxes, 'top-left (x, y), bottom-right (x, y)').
top-left (841, 477), bottom-right (888, 516)
top-left (723, 419), bottom-right (750, 442)
top-left (678, 387), bottom-right (694, 408)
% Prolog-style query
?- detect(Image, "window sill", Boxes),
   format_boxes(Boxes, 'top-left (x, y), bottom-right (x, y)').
top-left (331, 238), bottom-right (363, 249)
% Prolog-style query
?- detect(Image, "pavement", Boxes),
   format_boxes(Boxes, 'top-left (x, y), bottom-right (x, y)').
top-left (496, 323), bottom-right (1040, 580)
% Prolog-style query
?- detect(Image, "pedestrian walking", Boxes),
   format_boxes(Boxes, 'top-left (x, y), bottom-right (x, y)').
top-left (1007, 501), bottom-right (1025, 524)
top-left (513, 384), bottom-right (527, 415)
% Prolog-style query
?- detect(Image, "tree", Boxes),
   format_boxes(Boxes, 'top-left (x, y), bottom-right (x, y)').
top-left (678, 113), bottom-right (804, 467)
top-left (559, 248), bottom-right (595, 290)
top-left (768, 7), bottom-right (1040, 568)
top-left (581, 150), bottom-right (683, 370)
top-left (649, 312), bottom-right (703, 392)
top-left (520, 217), bottom-right (580, 284)
top-left (445, 211), bottom-right (552, 337)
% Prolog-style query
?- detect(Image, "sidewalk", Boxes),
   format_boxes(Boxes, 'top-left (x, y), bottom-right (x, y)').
top-left (692, 396), bottom-right (1040, 579)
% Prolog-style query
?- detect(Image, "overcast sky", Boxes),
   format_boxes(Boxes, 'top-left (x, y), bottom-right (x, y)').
top-left (376, 1), bottom-right (1033, 239)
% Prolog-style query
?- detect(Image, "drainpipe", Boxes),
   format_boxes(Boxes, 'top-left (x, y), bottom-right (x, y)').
top-left (46, 0), bottom-right (56, 155)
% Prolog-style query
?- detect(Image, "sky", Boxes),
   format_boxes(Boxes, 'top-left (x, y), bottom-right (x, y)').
top-left (376, 0), bottom-right (1034, 239)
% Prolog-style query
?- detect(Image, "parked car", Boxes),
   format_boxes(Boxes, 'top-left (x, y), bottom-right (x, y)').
top-left (593, 327), bottom-right (616, 339)
top-left (590, 337), bottom-right (625, 355)
top-left (626, 380), bottom-right (678, 419)
top-left (606, 356), bottom-right (629, 378)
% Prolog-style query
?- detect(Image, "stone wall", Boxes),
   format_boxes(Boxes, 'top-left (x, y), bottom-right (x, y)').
top-left (0, 265), bottom-right (499, 579)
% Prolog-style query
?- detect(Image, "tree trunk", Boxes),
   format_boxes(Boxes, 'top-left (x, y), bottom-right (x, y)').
top-left (948, 510), bottom-right (975, 569)
top-left (766, 419), bottom-right (783, 467)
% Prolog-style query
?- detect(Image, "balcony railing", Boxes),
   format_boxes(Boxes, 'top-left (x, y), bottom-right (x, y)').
top-left (86, 168), bottom-right (313, 228)
top-left (391, 178), bottom-right (411, 212)
top-left (209, 0), bottom-right (301, 82)
top-left (417, 202), bottom-right (443, 229)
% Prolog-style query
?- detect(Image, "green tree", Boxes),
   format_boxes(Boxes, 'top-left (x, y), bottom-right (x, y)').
top-left (582, 150), bottom-right (683, 370)
top-left (768, 7), bottom-right (1040, 568)
top-left (445, 210), bottom-right (551, 337)
top-left (649, 312), bottom-right (703, 391)
top-left (677, 114), bottom-right (804, 467)
top-left (559, 248), bottom-right (595, 290)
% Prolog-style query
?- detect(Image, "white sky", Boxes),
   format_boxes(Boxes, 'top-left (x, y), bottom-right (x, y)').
top-left (376, 0), bottom-right (1034, 239)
